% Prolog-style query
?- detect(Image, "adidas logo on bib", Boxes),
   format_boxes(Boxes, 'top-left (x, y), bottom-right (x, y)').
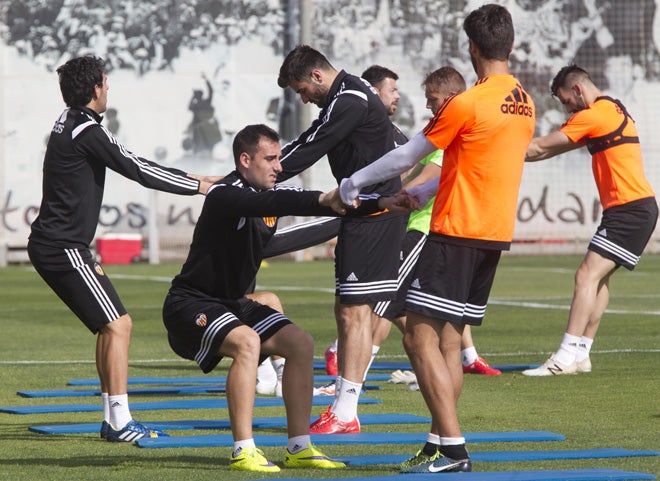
top-left (347, 272), bottom-right (359, 282)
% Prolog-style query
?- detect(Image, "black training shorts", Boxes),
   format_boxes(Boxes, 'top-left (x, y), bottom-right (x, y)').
top-left (28, 241), bottom-right (126, 333)
top-left (334, 213), bottom-right (407, 304)
top-left (163, 289), bottom-right (292, 373)
top-left (405, 234), bottom-right (501, 326)
top-left (588, 197), bottom-right (658, 270)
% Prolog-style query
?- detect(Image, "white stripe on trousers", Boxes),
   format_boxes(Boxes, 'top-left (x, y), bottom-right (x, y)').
top-left (373, 233), bottom-right (427, 317)
top-left (65, 248), bottom-right (120, 322)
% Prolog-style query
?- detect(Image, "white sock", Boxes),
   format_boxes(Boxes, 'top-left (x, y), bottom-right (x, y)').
top-left (232, 438), bottom-right (255, 457)
top-left (332, 378), bottom-right (361, 422)
top-left (362, 345), bottom-right (380, 380)
top-left (554, 333), bottom-right (580, 365)
top-left (427, 433), bottom-right (441, 445)
top-left (287, 435), bottom-right (310, 454)
top-left (101, 392), bottom-right (110, 423)
top-left (108, 394), bottom-right (132, 429)
top-left (461, 346), bottom-right (478, 366)
top-left (576, 336), bottom-right (594, 362)
top-left (328, 339), bottom-right (338, 352)
top-left (330, 376), bottom-right (343, 411)
top-left (257, 358), bottom-right (277, 385)
top-left (271, 357), bottom-right (285, 383)
top-left (440, 436), bottom-right (466, 445)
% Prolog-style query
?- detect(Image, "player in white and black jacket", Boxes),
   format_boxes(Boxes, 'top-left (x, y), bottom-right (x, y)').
top-left (29, 105), bottom-right (201, 266)
top-left (27, 55), bottom-right (218, 443)
top-left (276, 45), bottom-right (408, 434)
top-left (162, 124), bottom-right (392, 471)
top-left (169, 173), bottom-right (348, 302)
top-left (277, 71), bottom-right (401, 198)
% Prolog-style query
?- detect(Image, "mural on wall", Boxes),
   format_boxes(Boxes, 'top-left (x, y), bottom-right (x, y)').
top-left (2, 0), bottom-right (285, 73)
top-left (1, 0), bottom-right (659, 252)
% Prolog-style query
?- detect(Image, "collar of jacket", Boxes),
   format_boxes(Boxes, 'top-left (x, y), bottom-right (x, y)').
top-left (73, 105), bottom-right (104, 123)
top-left (326, 69), bottom-right (350, 105)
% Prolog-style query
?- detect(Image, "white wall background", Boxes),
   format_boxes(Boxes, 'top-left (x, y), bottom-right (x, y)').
top-left (1, 0), bottom-right (659, 261)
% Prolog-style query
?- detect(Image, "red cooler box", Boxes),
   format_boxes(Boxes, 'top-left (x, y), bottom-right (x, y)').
top-left (96, 234), bottom-right (143, 265)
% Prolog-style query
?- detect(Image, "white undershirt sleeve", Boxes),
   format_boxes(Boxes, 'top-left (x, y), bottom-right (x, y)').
top-left (339, 132), bottom-right (436, 204)
top-left (405, 176), bottom-right (439, 207)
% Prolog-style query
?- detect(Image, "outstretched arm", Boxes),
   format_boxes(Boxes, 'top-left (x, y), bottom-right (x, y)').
top-left (340, 132), bottom-right (436, 204)
top-left (405, 175), bottom-right (440, 208)
top-left (263, 217), bottom-right (340, 259)
top-left (277, 94), bottom-right (367, 182)
top-left (526, 130), bottom-right (583, 162)
top-left (203, 74), bottom-right (213, 101)
top-left (403, 157), bottom-right (441, 189)
top-left (319, 188), bottom-right (347, 215)
top-left (187, 173), bottom-right (224, 195)
top-left (83, 126), bottom-right (202, 196)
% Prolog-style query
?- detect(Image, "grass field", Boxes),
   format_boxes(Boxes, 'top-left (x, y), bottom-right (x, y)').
top-left (0, 254), bottom-right (658, 480)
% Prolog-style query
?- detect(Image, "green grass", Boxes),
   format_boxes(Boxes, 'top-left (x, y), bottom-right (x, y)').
top-left (0, 255), bottom-right (658, 480)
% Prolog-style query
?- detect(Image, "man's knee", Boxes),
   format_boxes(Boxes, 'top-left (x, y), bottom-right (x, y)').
top-left (100, 313), bottom-right (132, 337)
top-left (268, 325), bottom-right (313, 359)
top-left (402, 329), bottom-right (417, 355)
top-left (222, 326), bottom-right (261, 359)
top-left (335, 303), bottom-right (372, 327)
top-left (291, 328), bottom-right (313, 358)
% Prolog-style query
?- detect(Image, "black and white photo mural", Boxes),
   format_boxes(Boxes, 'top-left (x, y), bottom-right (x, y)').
top-left (1, 0), bottom-right (658, 257)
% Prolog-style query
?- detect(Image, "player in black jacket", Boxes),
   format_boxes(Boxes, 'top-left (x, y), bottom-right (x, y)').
top-left (260, 65), bottom-right (412, 391)
top-left (277, 45), bottom-right (408, 434)
top-left (27, 56), bottom-right (218, 443)
top-left (162, 124), bottom-right (396, 472)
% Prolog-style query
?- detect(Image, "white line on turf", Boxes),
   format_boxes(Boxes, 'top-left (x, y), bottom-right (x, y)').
top-left (1, 288), bottom-right (658, 316)
top-left (490, 299), bottom-right (660, 316)
top-left (1, 348), bottom-right (658, 365)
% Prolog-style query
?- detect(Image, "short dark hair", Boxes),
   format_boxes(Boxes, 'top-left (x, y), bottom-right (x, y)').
top-left (277, 45), bottom-right (334, 88)
top-left (550, 64), bottom-right (591, 97)
top-left (56, 56), bottom-right (106, 107)
top-left (422, 66), bottom-right (466, 94)
top-left (463, 3), bottom-right (514, 61)
top-left (232, 124), bottom-right (280, 166)
top-left (361, 65), bottom-right (398, 88)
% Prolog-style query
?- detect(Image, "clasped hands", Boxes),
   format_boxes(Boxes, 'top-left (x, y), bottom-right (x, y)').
top-left (319, 188), bottom-right (420, 215)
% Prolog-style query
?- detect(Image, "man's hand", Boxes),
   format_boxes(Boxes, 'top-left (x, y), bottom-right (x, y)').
top-left (378, 190), bottom-right (420, 212)
top-left (319, 188), bottom-right (348, 215)
top-left (188, 174), bottom-right (224, 195)
top-left (339, 178), bottom-right (360, 207)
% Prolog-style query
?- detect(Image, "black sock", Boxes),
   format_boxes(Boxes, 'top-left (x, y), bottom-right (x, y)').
top-left (422, 442), bottom-right (440, 456)
top-left (440, 444), bottom-right (469, 460)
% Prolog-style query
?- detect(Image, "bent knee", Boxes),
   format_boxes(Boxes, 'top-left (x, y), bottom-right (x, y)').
top-left (102, 313), bottom-right (132, 336)
top-left (285, 326), bottom-right (314, 356)
top-left (574, 263), bottom-right (598, 286)
top-left (267, 325), bottom-right (313, 359)
top-left (402, 330), bottom-right (416, 355)
top-left (223, 326), bottom-right (261, 359)
top-left (295, 329), bottom-right (314, 356)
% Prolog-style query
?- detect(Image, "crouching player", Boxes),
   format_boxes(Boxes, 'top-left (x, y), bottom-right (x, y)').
top-left (162, 124), bottom-right (392, 472)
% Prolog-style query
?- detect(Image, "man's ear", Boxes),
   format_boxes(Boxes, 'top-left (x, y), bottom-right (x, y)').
top-left (468, 39), bottom-right (478, 57)
top-left (310, 68), bottom-right (323, 84)
top-left (572, 82), bottom-right (583, 97)
top-left (239, 152), bottom-right (251, 169)
top-left (92, 84), bottom-right (102, 100)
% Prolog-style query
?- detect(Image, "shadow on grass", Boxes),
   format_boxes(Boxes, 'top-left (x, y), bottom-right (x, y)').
top-left (0, 454), bottom-right (230, 469)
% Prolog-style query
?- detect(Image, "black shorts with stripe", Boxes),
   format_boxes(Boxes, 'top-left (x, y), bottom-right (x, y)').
top-left (27, 241), bottom-right (126, 334)
top-left (373, 229), bottom-right (427, 320)
top-left (588, 197), bottom-right (658, 270)
top-left (405, 234), bottom-right (501, 326)
top-left (163, 288), bottom-right (292, 373)
top-left (334, 213), bottom-right (407, 304)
